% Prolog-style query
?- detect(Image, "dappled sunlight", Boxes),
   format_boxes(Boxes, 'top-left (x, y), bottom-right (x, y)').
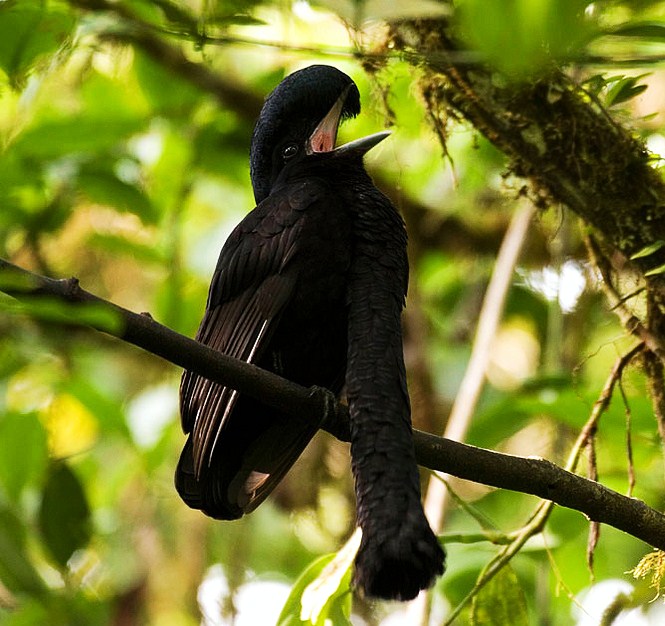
top-left (486, 320), bottom-right (541, 390)
top-left (127, 384), bottom-right (178, 449)
top-left (198, 565), bottom-right (291, 626)
top-left (520, 260), bottom-right (587, 314)
top-left (41, 393), bottom-right (99, 458)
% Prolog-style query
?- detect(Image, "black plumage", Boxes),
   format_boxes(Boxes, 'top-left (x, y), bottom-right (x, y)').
top-left (177, 65), bottom-right (444, 600)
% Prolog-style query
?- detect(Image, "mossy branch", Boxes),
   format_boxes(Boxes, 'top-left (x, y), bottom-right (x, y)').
top-left (388, 20), bottom-right (665, 305)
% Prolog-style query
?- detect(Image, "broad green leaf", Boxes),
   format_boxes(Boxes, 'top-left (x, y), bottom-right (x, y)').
top-left (277, 528), bottom-right (358, 626)
top-left (88, 232), bottom-right (165, 264)
top-left (40, 393), bottom-right (99, 459)
top-left (470, 565), bottom-right (529, 626)
top-left (38, 461), bottom-right (92, 569)
top-left (277, 555), bottom-right (349, 626)
top-left (123, 0), bottom-right (170, 25)
top-left (81, 71), bottom-right (148, 120)
top-left (149, 127), bottom-right (194, 213)
top-left (2, 594), bottom-right (110, 625)
top-left (1, 600), bottom-right (50, 626)
top-left (630, 240), bottom-right (665, 260)
top-left (0, 297), bottom-right (124, 334)
top-left (0, 412), bottom-right (48, 502)
top-left (610, 22), bottom-right (665, 41)
top-left (0, 1), bottom-right (75, 87)
top-left (11, 117), bottom-right (146, 159)
top-left (133, 50), bottom-right (201, 113)
top-left (457, 0), bottom-right (593, 77)
top-left (0, 267), bottom-right (40, 292)
top-left (63, 377), bottom-right (131, 440)
top-left (0, 505), bottom-right (47, 596)
top-left (78, 170), bottom-right (158, 224)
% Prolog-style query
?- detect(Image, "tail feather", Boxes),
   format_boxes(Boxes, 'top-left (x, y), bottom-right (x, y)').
top-left (353, 507), bottom-right (444, 600)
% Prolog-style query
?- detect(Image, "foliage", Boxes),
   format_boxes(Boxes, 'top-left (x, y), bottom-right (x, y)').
top-left (2, 0), bottom-right (665, 625)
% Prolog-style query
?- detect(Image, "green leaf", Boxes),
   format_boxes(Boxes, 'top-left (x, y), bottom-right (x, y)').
top-left (645, 263), bottom-right (665, 277)
top-left (0, 0), bottom-right (75, 88)
top-left (610, 22), bottom-right (665, 41)
top-left (2, 594), bottom-right (111, 625)
top-left (64, 376), bottom-right (132, 440)
top-left (77, 170), bottom-right (158, 224)
top-left (277, 529), bottom-right (358, 626)
top-left (583, 74), bottom-right (608, 97)
top-left (1, 600), bottom-right (50, 626)
top-left (470, 565), bottom-right (529, 626)
top-left (630, 240), bottom-right (665, 260)
top-left (133, 50), bottom-right (200, 113)
top-left (0, 267), bottom-right (40, 293)
top-left (0, 296), bottom-right (124, 334)
top-left (81, 70), bottom-right (148, 120)
top-left (88, 232), bottom-right (165, 264)
top-left (0, 412), bottom-right (48, 502)
top-left (38, 461), bottom-right (92, 569)
top-left (457, 0), bottom-right (593, 78)
top-left (0, 505), bottom-right (47, 596)
top-left (11, 117), bottom-right (145, 159)
top-left (605, 75), bottom-right (649, 107)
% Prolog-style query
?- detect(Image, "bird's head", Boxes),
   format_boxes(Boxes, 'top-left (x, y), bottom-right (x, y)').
top-left (250, 65), bottom-right (388, 203)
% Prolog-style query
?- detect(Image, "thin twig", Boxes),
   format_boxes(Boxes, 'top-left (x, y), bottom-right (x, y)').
top-left (422, 201), bottom-right (536, 533)
top-left (619, 379), bottom-right (636, 497)
top-left (441, 343), bottom-right (643, 624)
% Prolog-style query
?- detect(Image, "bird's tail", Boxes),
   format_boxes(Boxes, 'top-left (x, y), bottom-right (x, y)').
top-left (349, 427), bottom-right (445, 601)
top-left (344, 198), bottom-right (445, 599)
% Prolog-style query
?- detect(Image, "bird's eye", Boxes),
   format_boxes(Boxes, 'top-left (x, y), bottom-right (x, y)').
top-left (282, 144), bottom-right (298, 160)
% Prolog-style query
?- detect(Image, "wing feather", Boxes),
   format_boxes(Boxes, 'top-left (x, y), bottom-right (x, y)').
top-left (179, 189), bottom-right (312, 477)
top-left (177, 181), bottom-right (333, 518)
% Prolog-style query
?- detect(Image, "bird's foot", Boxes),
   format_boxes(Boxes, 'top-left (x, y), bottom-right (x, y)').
top-left (307, 385), bottom-right (351, 440)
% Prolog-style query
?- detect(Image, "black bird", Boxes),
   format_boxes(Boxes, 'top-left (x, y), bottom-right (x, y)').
top-left (177, 65), bottom-right (444, 600)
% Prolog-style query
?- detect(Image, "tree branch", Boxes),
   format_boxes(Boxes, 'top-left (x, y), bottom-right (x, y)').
top-left (2, 257), bottom-right (665, 550)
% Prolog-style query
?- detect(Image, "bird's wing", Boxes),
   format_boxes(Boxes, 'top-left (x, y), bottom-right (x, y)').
top-left (179, 189), bottom-right (307, 478)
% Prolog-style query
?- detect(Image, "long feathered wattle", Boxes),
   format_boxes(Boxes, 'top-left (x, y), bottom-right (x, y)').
top-left (176, 63), bottom-right (444, 598)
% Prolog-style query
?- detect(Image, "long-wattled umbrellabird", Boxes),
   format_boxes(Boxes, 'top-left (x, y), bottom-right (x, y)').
top-left (177, 64), bottom-right (444, 601)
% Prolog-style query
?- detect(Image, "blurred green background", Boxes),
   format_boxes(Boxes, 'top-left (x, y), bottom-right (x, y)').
top-left (2, 0), bottom-right (665, 624)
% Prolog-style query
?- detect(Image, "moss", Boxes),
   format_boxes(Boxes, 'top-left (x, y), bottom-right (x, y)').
top-left (388, 20), bottom-right (665, 271)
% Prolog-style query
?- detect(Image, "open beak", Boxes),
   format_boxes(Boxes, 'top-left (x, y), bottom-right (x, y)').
top-left (307, 86), bottom-right (350, 154)
top-left (307, 86), bottom-right (390, 157)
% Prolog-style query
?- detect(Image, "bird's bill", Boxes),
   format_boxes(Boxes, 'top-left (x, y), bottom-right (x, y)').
top-left (307, 85), bottom-right (351, 154)
top-left (308, 85), bottom-right (391, 157)
top-left (333, 130), bottom-right (391, 157)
